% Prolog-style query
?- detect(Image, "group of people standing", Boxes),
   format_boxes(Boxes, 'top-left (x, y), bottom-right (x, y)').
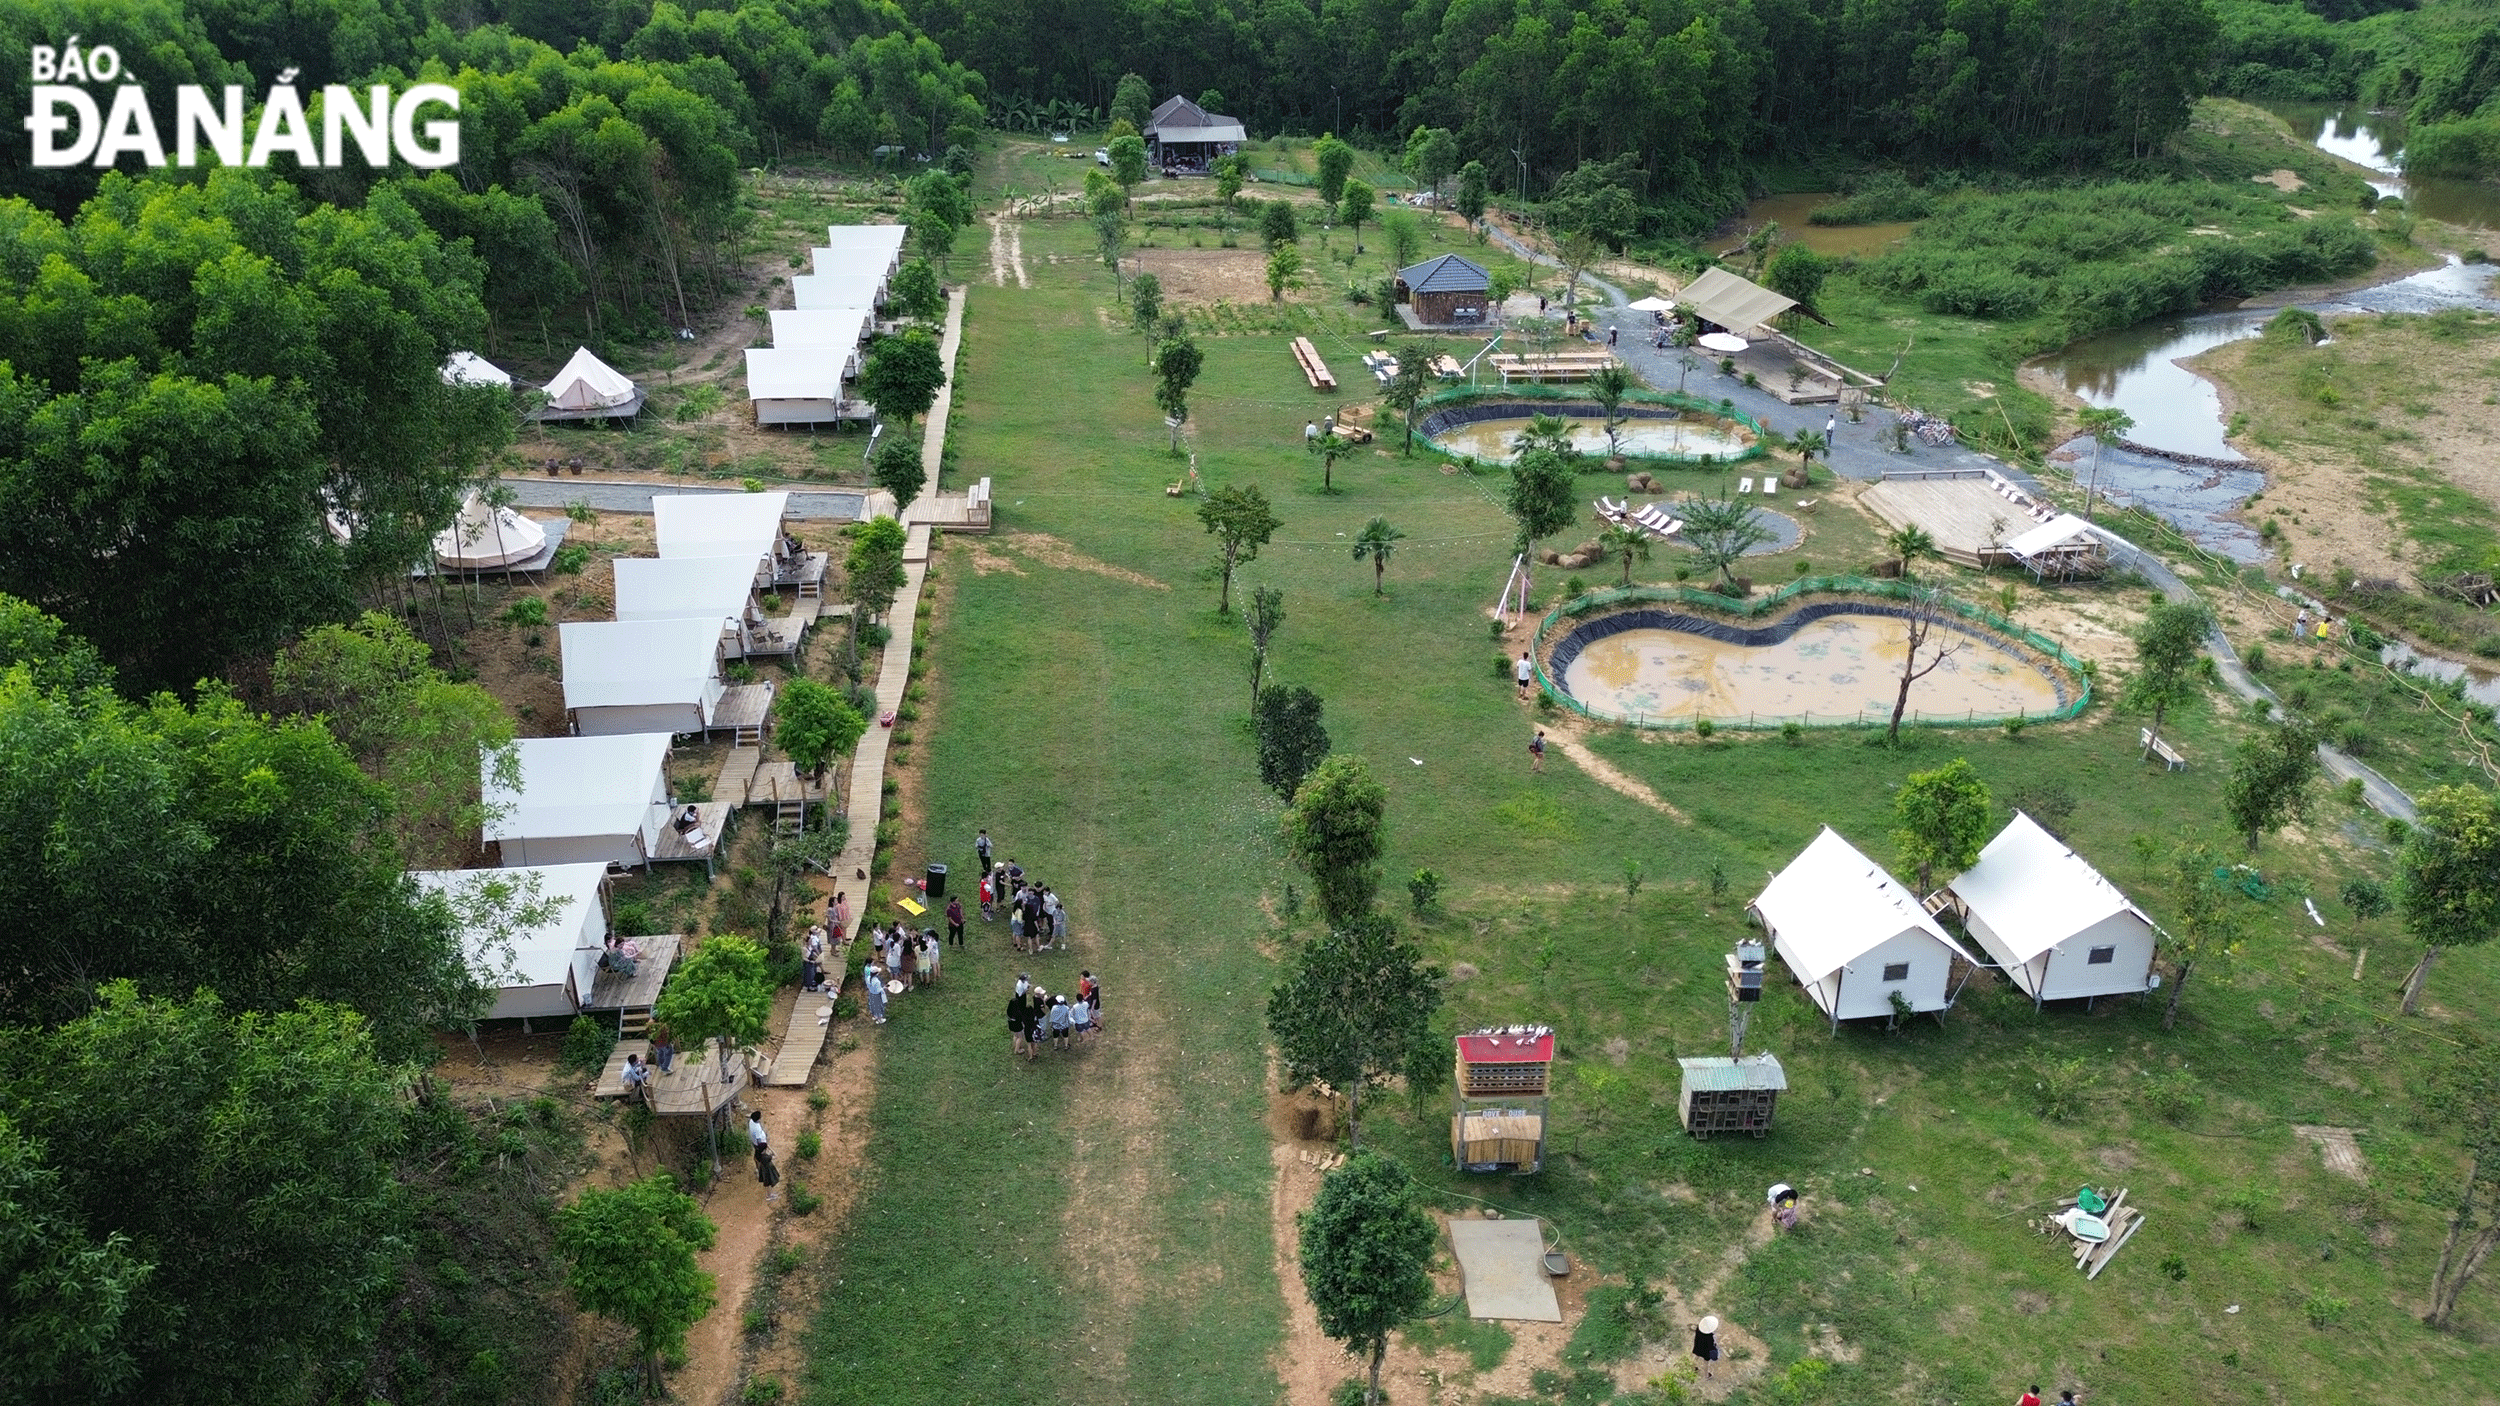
top-left (858, 920), bottom-right (945, 1024)
top-left (975, 828), bottom-right (1066, 953)
top-left (1006, 971), bottom-right (1101, 1060)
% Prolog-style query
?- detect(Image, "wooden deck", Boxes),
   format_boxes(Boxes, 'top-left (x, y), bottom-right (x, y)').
top-left (585, 933), bottom-right (680, 1011)
top-left (741, 615), bottom-right (807, 658)
top-left (651, 805), bottom-right (732, 868)
top-left (1858, 475), bottom-right (2026, 568)
top-left (911, 479), bottom-right (993, 533)
top-left (775, 551), bottom-right (830, 597)
top-left (712, 683), bottom-right (775, 746)
top-left (593, 1038), bottom-right (751, 1114)
top-left (715, 748), bottom-right (761, 806)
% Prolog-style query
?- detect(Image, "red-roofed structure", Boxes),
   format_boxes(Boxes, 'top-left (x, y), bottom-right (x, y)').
top-left (1453, 1026), bottom-right (1552, 1173)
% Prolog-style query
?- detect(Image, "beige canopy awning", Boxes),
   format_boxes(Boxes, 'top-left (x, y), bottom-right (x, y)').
top-left (1678, 267), bottom-right (1797, 336)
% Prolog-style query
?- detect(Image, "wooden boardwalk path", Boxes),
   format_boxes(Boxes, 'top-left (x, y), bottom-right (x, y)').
top-left (761, 972), bottom-right (845, 1087)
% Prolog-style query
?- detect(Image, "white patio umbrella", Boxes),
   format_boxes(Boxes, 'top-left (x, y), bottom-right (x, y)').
top-left (1626, 296), bottom-right (1676, 313)
top-left (1697, 332), bottom-right (1749, 354)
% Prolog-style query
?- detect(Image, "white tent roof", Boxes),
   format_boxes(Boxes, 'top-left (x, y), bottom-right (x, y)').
top-left (433, 491), bottom-right (548, 568)
top-left (544, 346), bottom-right (638, 411)
top-left (745, 347), bottom-right (850, 401)
top-left (483, 734), bottom-right (671, 845)
top-left (2006, 513), bottom-right (2108, 557)
top-left (412, 862), bottom-right (606, 991)
top-left (770, 308), bottom-right (871, 351)
top-left (793, 272), bottom-right (885, 309)
top-left (820, 224), bottom-right (909, 257)
top-left (560, 618), bottom-right (724, 711)
top-left (1753, 827), bottom-right (1976, 982)
top-left (1679, 267), bottom-right (1798, 336)
top-left (1946, 813), bottom-right (2151, 964)
top-left (653, 492), bottom-right (788, 563)
top-left (612, 555), bottom-right (757, 624)
top-left (441, 351), bottom-right (514, 388)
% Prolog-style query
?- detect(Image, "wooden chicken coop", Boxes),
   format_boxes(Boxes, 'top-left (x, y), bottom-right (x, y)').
top-left (1676, 1053), bottom-right (1787, 1139)
top-left (1452, 1027), bottom-right (1553, 1173)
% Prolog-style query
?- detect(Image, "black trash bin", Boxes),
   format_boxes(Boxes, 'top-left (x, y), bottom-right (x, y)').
top-left (925, 862), bottom-right (947, 899)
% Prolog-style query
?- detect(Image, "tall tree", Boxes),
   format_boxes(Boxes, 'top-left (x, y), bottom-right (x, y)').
top-left (1892, 757), bottom-right (1993, 892)
top-left (1109, 72), bottom-right (1155, 131)
top-left (1382, 355), bottom-right (1435, 454)
top-left (1339, 179), bottom-right (1377, 253)
top-left (889, 258), bottom-right (946, 320)
top-left (1352, 518), bottom-right (1407, 596)
top-left (1284, 755), bottom-right (1390, 925)
top-left (1198, 485), bottom-right (1282, 614)
top-left (2125, 598), bottom-right (2211, 754)
top-left (1308, 425), bottom-right (1353, 492)
top-left (1267, 242), bottom-right (1307, 302)
top-left (1261, 199), bottom-right (1301, 250)
top-left (1130, 273), bottom-right (1165, 331)
top-left (845, 517), bottom-right (911, 625)
top-left (556, 1175), bottom-right (718, 1401)
top-left (2222, 719), bottom-right (2320, 853)
top-left (859, 330), bottom-right (948, 428)
top-left (650, 935), bottom-right (775, 1171)
top-left (1246, 585), bottom-right (1286, 708)
top-left (1256, 683), bottom-right (1332, 800)
top-left (0, 1108), bottom-right (149, 1403)
top-left (1109, 133), bottom-right (1150, 203)
top-left (874, 434), bottom-right (929, 515)
top-left (1456, 161), bottom-right (1490, 227)
top-left (1405, 127), bottom-right (1461, 201)
top-left (2425, 1035), bottom-right (2500, 1329)
top-left (1314, 134), bottom-right (1357, 207)
top-left (1762, 244), bottom-right (1832, 310)
top-left (1153, 333), bottom-right (1205, 452)
top-left (774, 678), bottom-right (868, 782)
top-left (0, 984), bottom-right (408, 1404)
top-left (2079, 406), bottom-right (2135, 522)
top-left (2151, 839), bottom-right (2248, 1030)
top-left (1680, 497), bottom-right (1773, 589)
top-left (1267, 914), bottom-right (1443, 1145)
top-left (1381, 210), bottom-right (1426, 273)
top-left (1588, 365), bottom-right (1634, 459)
top-left (2398, 785), bottom-right (2500, 1015)
top-left (1506, 449), bottom-right (1579, 558)
top-left (1299, 1149), bottom-right (1439, 1406)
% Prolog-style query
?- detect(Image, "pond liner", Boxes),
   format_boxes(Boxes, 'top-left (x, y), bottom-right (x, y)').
top-left (1539, 588), bottom-right (2086, 728)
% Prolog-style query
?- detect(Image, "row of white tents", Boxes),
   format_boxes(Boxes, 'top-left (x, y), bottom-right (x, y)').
top-left (747, 224), bottom-right (907, 427)
top-left (1749, 814), bottom-right (2160, 1028)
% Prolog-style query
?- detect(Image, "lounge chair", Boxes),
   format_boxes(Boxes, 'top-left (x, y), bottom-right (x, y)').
top-left (1737, 477), bottom-right (1753, 494)
top-left (1596, 497), bottom-right (1628, 521)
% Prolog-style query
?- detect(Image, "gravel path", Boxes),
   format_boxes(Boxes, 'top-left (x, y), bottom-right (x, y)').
top-left (503, 478), bottom-right (866, 520)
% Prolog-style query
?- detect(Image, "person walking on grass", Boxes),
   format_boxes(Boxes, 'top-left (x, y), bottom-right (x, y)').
top-left (1023, 988), bottom-right (1049, 1062)
top-left (1530, 729), bottom-right (1547, 773)
top-left (1691, 1316), bottom-right (1720, 1380)
top-left (1515, 650), bottom-right (1534, 700)
top-left (976, 827), bottom-right (993, 876)
top-left (1008, 976), bottom-right (1031, 1057)
top-left (921, 928), bottom-right (941, 985)
top-left (1070, 990), bottom-right (1094, 1045)
top-left (864, 964), bottom-right (888, 1024)
top-left (2017, 1387), bottom-right (2041, 1406)
top-left (946, 895), bottom-right (965, 947)
top-left (1045, 888), bottom-right (1066, 945)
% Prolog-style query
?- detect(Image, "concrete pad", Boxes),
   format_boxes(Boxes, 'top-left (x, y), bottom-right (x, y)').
top-left (1447, 1218), bottom-right (1562, 1322)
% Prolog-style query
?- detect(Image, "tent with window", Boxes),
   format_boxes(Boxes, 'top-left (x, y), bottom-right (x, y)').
top-left (1938, 812), bottom-right (2159, 1008)
top-left (411, 862), bottom-right (609, 1022)
top-left (539, 346), bottom-right (645, 420)
top-left (1749, 826), bottom-right (1978, 1029)
top-left (559, 617), bottom-right (726, 736)
top-left (653, 492), bottom-right (790, 581)
top-left (483, 733), bottom-right (672, 869)
top-left (432, 490), bottom-right (548, 569)
top-left (745, 347), bottom-right (856, 426)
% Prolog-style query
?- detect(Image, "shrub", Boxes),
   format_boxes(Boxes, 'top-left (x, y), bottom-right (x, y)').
top-left (502, 595), bottom-right (549, 627)
top-left (807, 1085), bottom-right (832, 1112)
top-left (768, 1245), bottom-right (804, 1275)
top-left (742, 1375), bottom-right (787, 1405)
top-left (2220, 1180), bottom-right (2272, 1231)
top-left (1493, 652), bottom-right (1514, 681)
top-left (2142, 1069), bottom-right (2202, 1124)
top-left (559, 1014), bottom-right (615, 1074)
top-left (1692, 717), bottom-right (1714, 739)
top-left (2303, 1290), bottom-right (2350, 1328)
top-left (2026, 1056), bottom-right (2098, 1121)
top-left (787, 1182), bottom-right (822, 1216)
top-left (1408, 868), bottom-right (1443, 915)
top-left (2003, 715), bottom-right (2028, 738)
top-left (2159, 1253), bottom-right (2188, 1282)
top-left (796, 1129), bottom-right (822, 1159)
top-left (1780, 720), bottom-right (1804, 745)
top-left (552, 542), bottom-right (589, 574)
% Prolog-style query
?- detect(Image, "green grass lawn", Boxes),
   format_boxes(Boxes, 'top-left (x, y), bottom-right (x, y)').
top-left (802, 191), bottom-right (2500, 1406)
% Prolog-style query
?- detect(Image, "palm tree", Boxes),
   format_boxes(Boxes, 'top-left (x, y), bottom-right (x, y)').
top-left (1784, 428), bottom-right (1822, 483)
top-left (1352, 517), bottom-right (1405, 595)
top-left (1308, 429), bottom-right (1350, 493)
top-left (1886, 524), bottom-right (1938, 578)
top-left (2078, 405), bottom-right (2134, 522)
top-left (1588, 365), bottom-right (1632, 459)
top-left (1510, 413), bottom-right (1577, 462)
top-left (1601, 520), bottom-right (1652, 586)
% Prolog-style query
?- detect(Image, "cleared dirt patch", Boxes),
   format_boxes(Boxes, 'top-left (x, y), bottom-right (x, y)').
top-left (1002, 531), bottom-right (1171, 590)
top-left (1129, 247), bottom-right (1276, 304)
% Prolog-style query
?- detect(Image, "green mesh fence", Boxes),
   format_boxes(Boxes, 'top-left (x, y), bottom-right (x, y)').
top-left (1528, 577), bottom-right (2096, 732)
top-left (1416, 384), bottom-right (1773, 468)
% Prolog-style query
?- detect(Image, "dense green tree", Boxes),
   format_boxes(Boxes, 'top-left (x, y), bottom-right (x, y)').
top-left (1198, 484), bottom-right (1281, 614)
top-left (1256, 682), bottom-right (1331, 799)
top-left (1283, 755), bottom-right (1390, 926)
top-left (1339, 179), bottom-right (1376, 253)
top-left (1267, 242), bottom-right (1307, 301)
top-left (774, 678), bottom-right (868, 781)
top-left (874, 433), bottom-right (928, 514)
top-left (2398, 785), bottom-right (2500, 1016)
top-left (1763, 244), bottom-right (1832, 310)
top-left (1130, 272), bottom-right (1165, 331)
top-left (1505, 449), bottom-right (1580, 558)
top-left (0, 594), bottom-right (113, 693)
top-left (1, 984), bottom-right (408, 1404)
top-left (1261, 199), bottom-right (1301, 249)
top-left (1456, 161), bottom-right (1490, 226)
top-left (859, 329), bottom-right (947, 426)
top-left (1547, 155), bottom-right (1643, 248)
top-left (1405, 126), bottom-right (1461, 200)
top-left (1110, 71), bottom-right (1155, 130)
top-left (1214, 154), bottom-right (1248, 215)
top-left (1892, 757), bottom-right (1993, 892)
top-left (1300, 1150), bottom-right (1438, 1406)
top-left (650, 935), bottom-right (775, 1141)
top-left (2124, 598), bottom-right (2211, 750)
top-left (1153, 332), bottom-right (1204, 451)
top-left (1109, 134), bottom-right (1149, 199)
top-left (1266, 913), bottom-right (1441, 1140)
top-left (556, 1175), bottom-right (718, 1400)
top-left (2222, 718), bottom-right (2320, 852)
top-left (2425, 1034), bottom-right (2500, 1329)
top-left (1679, 496), bottom-right (1771, 588)
top-left (0, 1109), bottom-right (149, 1404)
top-left (845, 515), bottom-right (910, 624)
top-left (889, 258), bottom-right (946, 321)
top-left (1313, 134), bottom-right (1357, 207)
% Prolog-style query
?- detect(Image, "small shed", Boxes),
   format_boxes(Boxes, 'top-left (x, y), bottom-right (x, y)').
top-left (432, 491), bottom-right (547, 570)
top-left (411, 862), bottom-right (609, 1023)
top-left (1940, 812), bottom-right (2160, 1008)
top-left (1143, 95), bottom-right (1245, 173)
top-left (1677, 267), bottom-right (1798, 338)
top-left (2006, 514), bottom-right (2114, 581)
top-left (653, 491), bottom-right (792, 583)
top-left (1676, 1053), bottom-right (1787, 1139)
top-left (818, 224), bottom-right (909, 280)
top-left (1451, 1026), bottom-right (1552, 1173)
top-left (1750, 826), bottom-right (1980, 1030)
top-left (1396, 253), bottom-right (1493, 327)
top-left (484, 733), bottom-right (672, 869)
top-left (538, 346), bottom-right (645, 420)
top-left (745, 346), bottom-right (855, 426)
top-left (559, 617), bottom-right (727, 737)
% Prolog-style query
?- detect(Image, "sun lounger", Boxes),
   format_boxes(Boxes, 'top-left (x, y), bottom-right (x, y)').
top-left (1737, 477), bottom-right (1753, 494)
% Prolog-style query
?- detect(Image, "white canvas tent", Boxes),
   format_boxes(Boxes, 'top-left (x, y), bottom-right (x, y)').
top-left (560, 617), bottom-right (726, 736)
top-left (745, 347), bottom-right (854, 426)
top-left (541, 346), bottom-right (643, 416)
top-left (484, 733), bottom-right (672, 869)
top-left (793, 272), bottom-right (886, 310)
top-left (653, 492), bottom-right (789, 580)
top-left (441, 351), bottom-right (514, 388)
top-left (612, 554), bottom-right (759, 627)
top-left (819, 224), bottom-right (908, 278)
top-left (433, 491), bottom-right (549, 569)
top-left (770, 308), bottom-right (872, 370)
top-left (1750, 826), bottom-right (1979, 1030)
top-left (411, 862), bottom-right (609, 1022)
top-left (1942, 812), bottom-right (2159, 1007)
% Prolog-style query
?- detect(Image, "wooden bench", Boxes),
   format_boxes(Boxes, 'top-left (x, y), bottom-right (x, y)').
top-left (2141, 728), bottom-right (2186, 771)
top-left (1290, 337), bottom-right (1337, 391)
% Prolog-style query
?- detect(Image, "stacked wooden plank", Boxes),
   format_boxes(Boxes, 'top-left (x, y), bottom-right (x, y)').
top-left (2057, 1187), bottom-right (2147, 1280)
top-left (1291, 337), bottom-right (1337, 390)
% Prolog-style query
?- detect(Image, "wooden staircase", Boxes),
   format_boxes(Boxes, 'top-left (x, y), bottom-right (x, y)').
top-left (615, 1006), bottom-right (652, 1039)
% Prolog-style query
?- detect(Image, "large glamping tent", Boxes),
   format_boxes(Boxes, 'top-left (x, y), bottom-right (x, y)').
top-left (1939, 812), bottom-right (2159, 1008)
top-left (1750, 826), bottom-right (1979, 1030)
top-left (539, 346), bottom-right (645, 419)
top-left (483, 733), bottom-right (673, 869)
top-left (432, 491), bottom-right (548, 570)
top-left (410, 862), bottom-right (610, 1022)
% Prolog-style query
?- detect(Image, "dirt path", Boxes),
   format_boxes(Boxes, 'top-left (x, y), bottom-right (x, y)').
top-left (989, 214), bottom-right (1030, 288)
top-left (1545, 719), bottom-right (1689, 821)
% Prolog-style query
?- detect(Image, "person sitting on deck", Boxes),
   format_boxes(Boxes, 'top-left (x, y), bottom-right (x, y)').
top-left (675, 804), bottom-right (702, 831)
top-left (620, 1053), bottom-right (651, 1101)
top-left (600, 935), bottom-right (638, 977)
